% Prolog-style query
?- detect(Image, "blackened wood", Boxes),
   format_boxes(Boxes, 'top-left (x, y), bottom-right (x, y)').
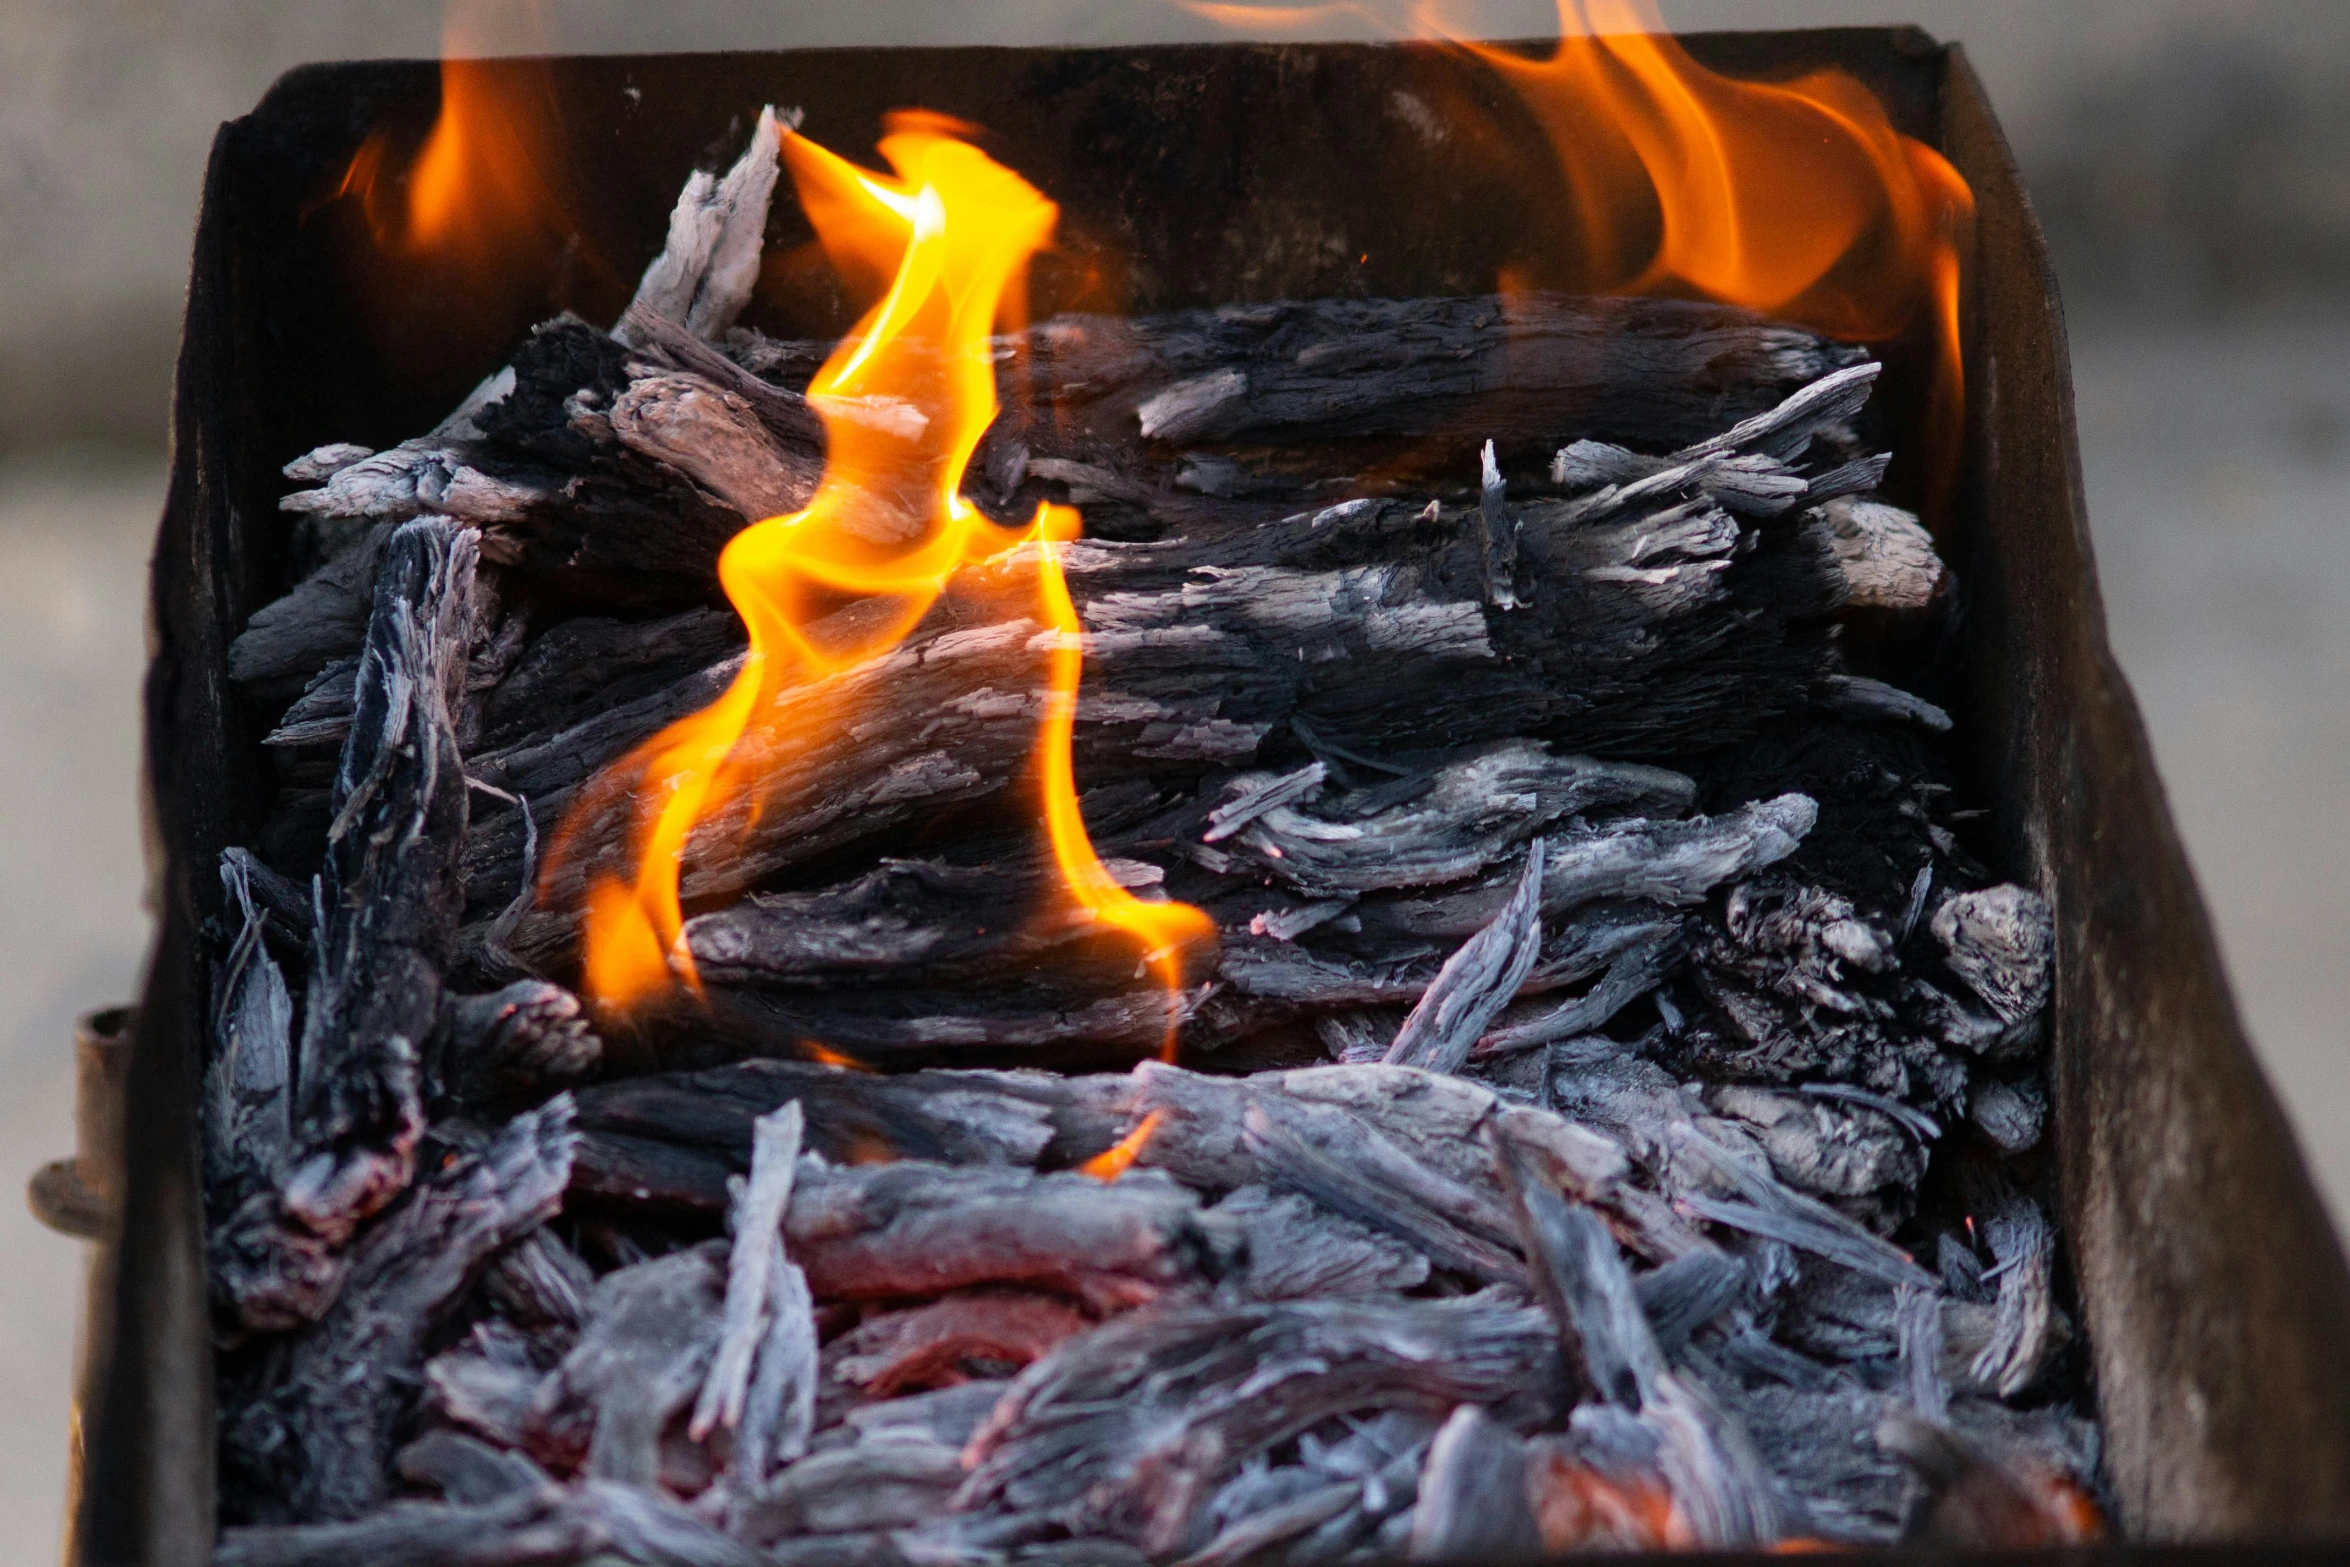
top-left (1210, 1184), bottom-right (1431, 1300)
top-left (473, 607), bottom-right (743, 752)
top-left (538, 1241), bottom-right (728, 1488)
top-left (221, 1099), bottom-right (576, 1523)
top-left (825, 1290), bottom-right (1089, 1398)
top-left (203, 854), bottom-right (293, 1219)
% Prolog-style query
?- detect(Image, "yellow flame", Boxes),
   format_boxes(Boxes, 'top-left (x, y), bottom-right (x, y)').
top-left (575, 116), bottom-right (1210, 1046)
top-left (1079, 1110), bottom-right (1169, 1181)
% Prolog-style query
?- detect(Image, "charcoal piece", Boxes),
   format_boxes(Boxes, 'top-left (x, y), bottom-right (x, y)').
top-left (474, 607), bottom-right (745, 751)
top-left (422, 1324), bottom-right (555, 1454)
top-left (693, 1102), bottom-right (807, 1441)
top-left (1368, 795), bottom-right (1816, 941)
top-left (1409, 1406), bottom-right (1540, 1561)
top-left (1667, 1125), bottom-right (1933, 1290)
top-left (827, 1290), bottom-right (1090, 1397)
top-left (1210, 1185), bottom-right (1431, 1300)
top-left (739, 1432), bottom-right (968, 1543)
top-left (226, 523), bottom-right (393, 702)
top-left (1383, 838), bottom-right (1545, 1075)
top-left (1819, 674), bottom-right (1952, 731)
top-left (735, 1234), bottom-right (822, 1490)
top-left (204, 854), bottom-right (294, 1218)
top-left (1642, 1372), bottom-right (1787, 1548)
top-left (1808, 497), bottom-right (1945, 613)
top-left (1474, 440), bottom-right (1520, 611)
top-left (787, 1159), bottom-right (1239, 1310)
top-left (393, 1429), bottom-right (549, 1505)
top-left (681, 856), bottom-right (1172, 990)
top-left (1202, 761), bottom-right (1327, 842)
top-left (1900, 1284), bottom-right (1950, 1422)
top-left (570, 1128), bottom-right (737, 1217)
top-left (1972, 1201), bottom-right (2061, 1398)
top-left (480, 1228), bottom-right (594, 1336)
top-left (1522, 1415), bottom-right (1681, 1552)
top-left (1492, 1129), bottom-right (1663, 1409)
top-left (223, 1099), bottom-right (577, 1523)
top-left (534, 1241), bottom-right (729, 1487)
top-left (1693, 1375), bottom-right (1900, 1543)
top-left (1241, 1105), bottom-right (1526, 1287)
top-left (955, 1294), bottom-right (1561, 1555)
top-left (1930, 885), bottom-right (2053, 1028)
top-left (1967, 1076), bottom-right (2046, 1154)
top-left (1017, 291), bottom-right (1865, 455)
top-left (841, 1380), bottom-right (1010, 1450)
top-left (1476, 923), bottom-right (1683, 1056)
top-left (603, 368), bottom-right (819, 522)
top-left (1702, 1084), bottom-right (1924, 1200)
top-left (1876, 1413), bottom-right (2102, 1549)
top-left (619, 105), bottom-right (784, 343)
top-left (233, 517), bottom-right (481, 1338)
top-left (1207, 742), bottom-right (1690, 898)
top-left (570, 1058), bottom-right (1124, 1172)
top-left (213, 1488), bottom-right (587, 1567)
top-left (1217, 901), bottom-right (1674, 1013)
top-left (1178, 1479), bottom-right (1358, 1567)
top-left (1632, 1253), bottom-right (1746, 1358)
top-left (263, 655), bottom-right (362, 748)
top-left (433, 980), bottom-right (601, 1108)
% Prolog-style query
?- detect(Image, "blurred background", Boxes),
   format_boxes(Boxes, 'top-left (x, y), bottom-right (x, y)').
top-left (4, 0), bottom-right (2347, 1556)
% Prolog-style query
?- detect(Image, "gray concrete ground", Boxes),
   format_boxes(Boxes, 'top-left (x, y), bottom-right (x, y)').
top-left (5, 1), bottom-right (2350, 1560)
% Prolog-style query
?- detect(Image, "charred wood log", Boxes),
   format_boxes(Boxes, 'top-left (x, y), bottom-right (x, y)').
top-left (220, 1099), bottom-right (577, 1524)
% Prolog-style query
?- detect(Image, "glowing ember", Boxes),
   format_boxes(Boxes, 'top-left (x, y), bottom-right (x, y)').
top-left (1078, 1111), bottom-right (1169, 1182)
top-left (573, 115), bottom-right (1211, 1048)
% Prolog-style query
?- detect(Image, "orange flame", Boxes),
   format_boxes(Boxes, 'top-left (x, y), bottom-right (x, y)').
top-left (1079, 1111), bottom-right (1168, 1181)
top-left (335, 4), bottom-right (571, 272)
top-left (1186, 0), bottom-right (1975, 517)
top-left (576, 117), bottom-right (1211, 1049)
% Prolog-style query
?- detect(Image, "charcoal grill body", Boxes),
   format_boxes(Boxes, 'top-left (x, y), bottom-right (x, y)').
top-left (91, 29), bottom-right (2350, 1563)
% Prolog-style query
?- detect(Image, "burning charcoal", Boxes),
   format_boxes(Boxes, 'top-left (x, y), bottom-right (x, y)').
top-left (841, 1380), bottom-right (1009, 1450)
top-left (783, 1159), bottom-right (1240, 1310)
top-left (826, 1290), bottom-right (1090, 1398)
top-left (1668, 1124), bottom-right (1934, 1289)
top-left (1383, 839), bottom-right (1546, 1074)
top-left (1523, 1413), bottom-right (1682, 1552)
top-left (955, 1294), bottom-right (1561, 1556)
top-left (618, 105), bottom-right (785, 343)
top-left (213, 1488), bottom-right (590, 1567)
top-left (1209, 1185), bottom-right (1432, 1300)
top-left (433, 979), bottom-right (601, 1108)
top-left (533, 1240), bottom-right (728, 1487)
top-left (221, 1099), bottom-right (577, 1522)
top-left (1408, 1405), bottom-right (1542, 1560)
top-left (1877, 1412), bottom-right (2103, 1549)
